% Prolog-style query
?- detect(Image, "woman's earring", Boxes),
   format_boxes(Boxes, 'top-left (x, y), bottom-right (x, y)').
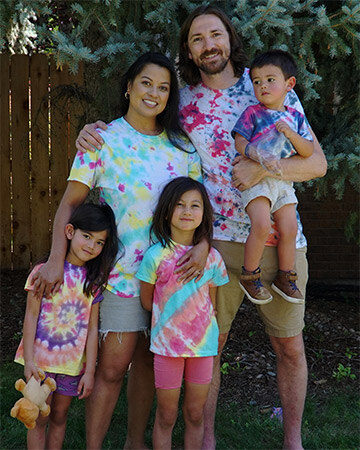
top-left (125, 91), bottom-right (129, 99)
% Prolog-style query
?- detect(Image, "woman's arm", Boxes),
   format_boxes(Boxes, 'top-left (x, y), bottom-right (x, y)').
top-left (140, 281), bottom-right (155, 312)
top-left (174, 238), bottom-right (210, 284)
top-left (78, 302), bottom-right (99, 399)
top-left (232, 129), bottom-right (327, 191)
top-left (76, 121), bottom-right (108, 153)
top-left (31, 181), bottom-right (90, 298)
top-left (23, 291), bottom-right (41, 381)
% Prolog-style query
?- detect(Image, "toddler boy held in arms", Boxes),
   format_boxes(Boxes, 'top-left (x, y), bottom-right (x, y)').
top-left (232, 50), bottom-right (314, 305)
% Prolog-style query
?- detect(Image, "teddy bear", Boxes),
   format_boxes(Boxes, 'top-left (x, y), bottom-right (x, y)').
top-left (10, 369), bottom-right (57, 429)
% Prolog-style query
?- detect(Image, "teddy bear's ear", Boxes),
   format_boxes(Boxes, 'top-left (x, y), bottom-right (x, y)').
top-left (14, 379), bottom-right (26, 392)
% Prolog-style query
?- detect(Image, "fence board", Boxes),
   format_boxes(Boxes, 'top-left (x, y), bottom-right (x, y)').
top-left (0, 55), bottom-right (84, 270)
top-left (0, 54), bottom-right (11, 268)
top-left (49, 61), bottom-right (71, 223)
top-left (68, 69), bottom-right (84, 168)
top-left (11, 54), bottom-right (31, 268)
top-left (30, 54), bottom-right (51, 262)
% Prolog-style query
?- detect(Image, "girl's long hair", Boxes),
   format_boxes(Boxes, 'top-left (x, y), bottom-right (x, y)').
top-left (68, 202), bottom-right (120, 296)
top-left (118, 52), bottom-right (194, 153)
top-left (150, 177), bottom-right (213, 248)
top-left (178, 4), bottom-right (248, 86)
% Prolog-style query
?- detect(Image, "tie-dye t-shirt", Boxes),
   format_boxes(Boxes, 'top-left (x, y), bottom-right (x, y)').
top-left (136, 243), bottom-right (229, 357)
top-left (232, 103), bottom-right (313, 158)
top-left (68, 117), bottom-right (202, 298)
top-left (15, 261), bottom-right (102, 376)
top-left (179, 68), bottom-right (307, 248)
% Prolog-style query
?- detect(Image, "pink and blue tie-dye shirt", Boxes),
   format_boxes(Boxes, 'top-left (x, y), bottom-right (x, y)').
top-left (232, 103), bottom-right (313, 158)
top-left (15, 261), bottom-right (102, 376)
top-left (68, 117), bottom-right (202, 298)
top-left (136, 243), bottom-right (229, 357)
top-left (179, 68), bottom-right (307, 248)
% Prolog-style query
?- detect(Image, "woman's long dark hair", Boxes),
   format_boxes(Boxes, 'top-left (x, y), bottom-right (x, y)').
top-left (150, 177), bottom-right (213, 249)
top-left (68, 202), bottom-right (120, 296)
top-left (178, 4), bottom-right (248, 86)
top-left (118, 52), bottom-right (193, 153)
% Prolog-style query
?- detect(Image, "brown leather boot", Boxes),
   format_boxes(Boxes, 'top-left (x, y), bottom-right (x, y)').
top-left (271, 270), bottom-right (304, 304)
top-left (239, 267), bottom-right (273, 305)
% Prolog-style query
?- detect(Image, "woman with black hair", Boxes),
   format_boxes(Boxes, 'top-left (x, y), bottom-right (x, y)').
top-left (31, 52), bottom-right (203, 449)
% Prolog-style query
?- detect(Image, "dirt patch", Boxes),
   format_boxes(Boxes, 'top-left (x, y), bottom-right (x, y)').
top-left (1, 270), bottom-right (359, 407)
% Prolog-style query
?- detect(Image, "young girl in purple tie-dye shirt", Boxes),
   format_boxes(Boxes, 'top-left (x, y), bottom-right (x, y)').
top-left (15, 203), bottom-right (118, 449)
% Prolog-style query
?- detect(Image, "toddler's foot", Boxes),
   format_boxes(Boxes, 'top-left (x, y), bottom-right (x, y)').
top-left (271, 270), bottom-right (304, 304)
top-left (239, 267), bottom-right (273, 305)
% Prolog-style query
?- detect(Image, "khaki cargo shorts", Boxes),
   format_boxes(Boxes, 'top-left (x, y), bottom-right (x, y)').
top-left (212, 240), bottom-right (308, 338)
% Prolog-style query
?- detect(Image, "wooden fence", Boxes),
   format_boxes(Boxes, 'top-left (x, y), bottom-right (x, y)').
top-left (1, 54), bottom-right (84, 270)
top-left (1, 55), bottom-right (358, 281)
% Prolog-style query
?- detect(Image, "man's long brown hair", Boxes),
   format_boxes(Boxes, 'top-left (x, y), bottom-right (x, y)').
top-left (178, 4), bottom-right (248, 86)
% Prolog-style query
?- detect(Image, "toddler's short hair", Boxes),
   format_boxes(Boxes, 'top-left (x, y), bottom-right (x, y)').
top-left (250, 50), bottom-right (297, 80)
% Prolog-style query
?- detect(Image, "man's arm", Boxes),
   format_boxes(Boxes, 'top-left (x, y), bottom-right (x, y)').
top-left (232, 129), bottom-right (327, 191)
top-left (31, 181), bottom-right (90, 298)
top-left (76, 121), bottom-right (107, 152)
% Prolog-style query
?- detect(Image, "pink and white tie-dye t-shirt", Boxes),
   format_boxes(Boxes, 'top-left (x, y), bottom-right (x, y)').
top-left (15, 261), bottom-right (102, 376)
top-left (179, 68), bottom-right (307, 248)
top-left (136, 243), bottom-right (229, 358)
top-left (68, 117), bottom-right (202, 298)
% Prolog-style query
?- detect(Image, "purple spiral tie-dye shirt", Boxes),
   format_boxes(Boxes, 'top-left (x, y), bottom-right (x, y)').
top-left (15, 261), bottom-right (102, 376)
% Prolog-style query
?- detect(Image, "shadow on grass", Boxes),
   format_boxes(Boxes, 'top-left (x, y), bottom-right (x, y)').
top-left (1, 362), bottom-right (359, 449)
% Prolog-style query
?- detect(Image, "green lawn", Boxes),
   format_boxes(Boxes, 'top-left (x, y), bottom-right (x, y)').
top-left (1, 362), bottom-right (359, 449)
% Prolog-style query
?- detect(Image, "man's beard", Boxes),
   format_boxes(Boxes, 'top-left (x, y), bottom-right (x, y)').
top-left (197, 50), bottom-right (230, 75)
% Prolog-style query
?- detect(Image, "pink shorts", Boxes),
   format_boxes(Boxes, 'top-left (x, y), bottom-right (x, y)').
top-left (154, 354), bottom-right (214, 389)
top-left (45, 372), bottom-right (82, 397)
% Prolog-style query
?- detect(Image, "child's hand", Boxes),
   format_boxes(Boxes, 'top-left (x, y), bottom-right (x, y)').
top-left (262, 155), bottom-right (283, 177)
top-left (24, 361), bottom-right (40, 382)
top-left (275, 120), bottom-right (294, 139)
top-left (77, 372), bottom-right (94, 399)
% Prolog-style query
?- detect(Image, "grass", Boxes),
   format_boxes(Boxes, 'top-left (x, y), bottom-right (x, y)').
top-left (1, 362), bottom-right (359, 449)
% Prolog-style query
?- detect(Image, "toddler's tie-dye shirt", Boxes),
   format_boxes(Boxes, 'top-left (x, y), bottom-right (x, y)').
top-left (232, 103), bottom-right (313, 158)
top-left (179, 68), bottom-right (307, 248)
top-left (136, 243), bottom-right (229, 357)
top-left (15, 261), bottom-right (102, 376)
top-left (68, 117), bottom-right (202, 298)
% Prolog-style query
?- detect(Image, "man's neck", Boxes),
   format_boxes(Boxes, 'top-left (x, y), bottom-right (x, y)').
top-left (200, 62), bottom-right (239, 90)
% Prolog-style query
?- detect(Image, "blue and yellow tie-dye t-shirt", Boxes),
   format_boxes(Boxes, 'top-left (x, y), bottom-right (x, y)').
top-left (15, 261), bottom-right (102, 376)
top-left (68, 117), bottom-right (202, 298)
top-left (136, 243), bottom-right (229, 357)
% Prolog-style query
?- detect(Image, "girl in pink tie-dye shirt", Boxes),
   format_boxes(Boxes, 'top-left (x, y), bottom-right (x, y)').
top-left (136, 177), bottom-right (228, 450)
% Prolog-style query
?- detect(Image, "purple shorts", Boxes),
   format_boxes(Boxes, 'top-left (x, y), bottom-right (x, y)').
top-left (45, 372), bottom-right (82, 397)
